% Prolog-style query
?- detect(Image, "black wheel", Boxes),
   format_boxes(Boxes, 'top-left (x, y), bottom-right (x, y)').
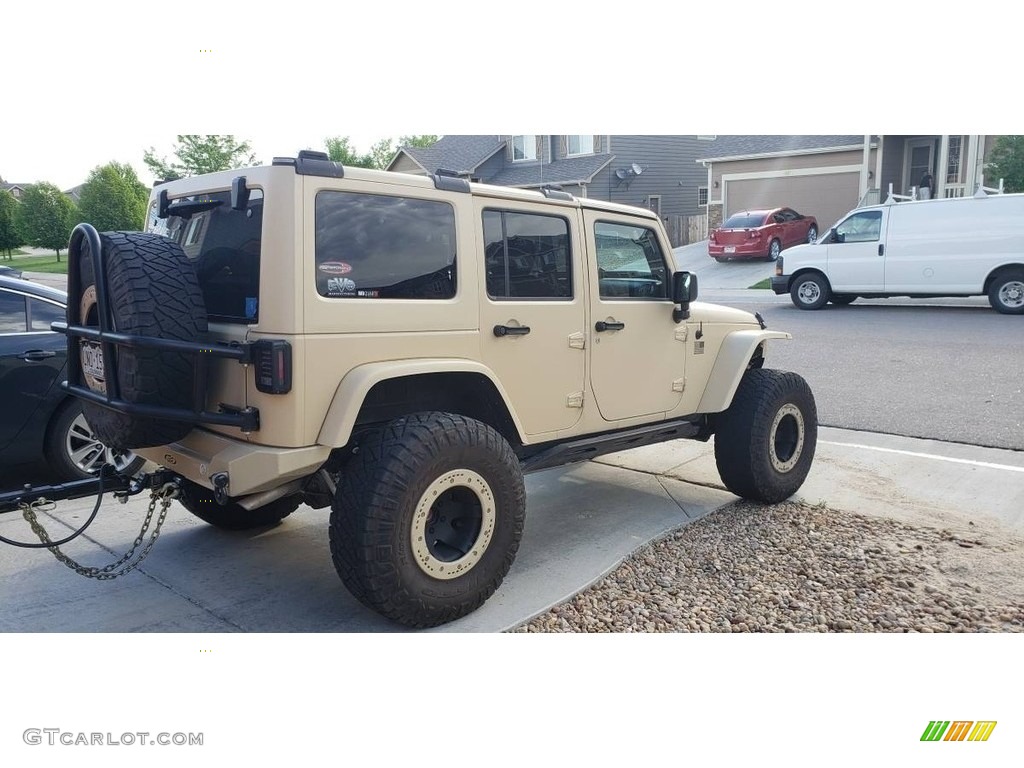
top-left (767, 239), bottom-right (782, 262)
top-left (806, 225), bottom-right (818, 243)
top-left (714, 369), bottom-right (817, 504)
top-left (789, 272), bottom-right (830, 310)
top-left (988, 269), bottom-right (1024, 314)
top-left (330, 412), bottom-right (526, 628)
top-left (829, 294), bottom-right (857, 306)
top-left (177, 478), bottom-right (301, 530)
top-left (75, 231), bottom-right (208, 449)
top-left (45, 400), bottom-right (146, 482)
top-left (713, 256), bottom-right (727, 263)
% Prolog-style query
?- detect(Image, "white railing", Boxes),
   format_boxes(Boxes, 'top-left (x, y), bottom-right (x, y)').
top-left (856, 188), bottom-right (881, 208)
top-left (943, 184), bottom-right (966, 198)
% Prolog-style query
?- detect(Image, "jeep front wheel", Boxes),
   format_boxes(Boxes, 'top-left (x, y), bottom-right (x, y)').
top-left (714, 369), bottom-right (817, 504)
top-left (330, 412), bottom-right (526, 628)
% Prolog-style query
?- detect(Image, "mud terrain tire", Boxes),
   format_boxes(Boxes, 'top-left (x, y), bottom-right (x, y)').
top-left (330, 412), bottom-right (526, 628)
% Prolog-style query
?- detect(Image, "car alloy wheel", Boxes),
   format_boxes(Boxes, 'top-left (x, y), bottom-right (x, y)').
top-left (998, 279), bottom-right (1024, 309)
top-left (411, 469), bottom-right (496, 579)
top-left (768, 240), bottom-right (781, 261)
top-left (807, 226), bottom-right (818, 243)
top-left (65, 412), bottom-right (141, 475)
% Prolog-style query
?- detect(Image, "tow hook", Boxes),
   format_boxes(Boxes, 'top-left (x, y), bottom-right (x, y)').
top-left (211, 473), bottom-right (230, 505)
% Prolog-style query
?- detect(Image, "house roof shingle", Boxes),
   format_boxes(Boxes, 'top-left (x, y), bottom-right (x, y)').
top-left (398, 135), bottom-right (506, 175)
top-left (487, 154), bottom-right (614, 187)
top-left (698, 135), bottom-right (869, 161)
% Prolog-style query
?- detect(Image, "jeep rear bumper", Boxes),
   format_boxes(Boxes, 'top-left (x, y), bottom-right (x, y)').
top-left (134, 430), bottom-right (330, 497)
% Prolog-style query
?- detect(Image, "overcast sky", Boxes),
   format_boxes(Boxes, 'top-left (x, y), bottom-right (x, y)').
top-left (2, 6), bottom-right (1012, 194)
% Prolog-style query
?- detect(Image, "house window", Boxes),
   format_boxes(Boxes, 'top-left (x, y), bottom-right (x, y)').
top-left (567, 135), bottom-right (594, 156)
top-left (698, 186), bottom-right (708, 206)
top-left (946, 136), bottom-right (962, 184)
top-left (512, 135), bottom-right (537, 161)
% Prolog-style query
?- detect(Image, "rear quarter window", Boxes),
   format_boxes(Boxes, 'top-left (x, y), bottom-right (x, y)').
top-left (314, 191), bottom-right (456, 300)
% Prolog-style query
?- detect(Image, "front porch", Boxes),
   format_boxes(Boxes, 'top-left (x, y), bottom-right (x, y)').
top-left (862, 135), bottom-right (992, 203)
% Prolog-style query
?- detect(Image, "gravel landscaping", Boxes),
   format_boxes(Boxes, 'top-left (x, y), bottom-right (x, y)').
top-left (513, 501), bottom-right (1024, 633)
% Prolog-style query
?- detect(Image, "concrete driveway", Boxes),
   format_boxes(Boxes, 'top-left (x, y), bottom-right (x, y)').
top-left (673, 240), bottom-right (778, 290)
top-left (2, 427), bottom-right (1021, 633)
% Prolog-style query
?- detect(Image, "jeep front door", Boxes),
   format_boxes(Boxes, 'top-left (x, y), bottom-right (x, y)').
top-left (476, 204), bottom-right (586, 437)
top-left (584, 213), bottom-right (685, 422)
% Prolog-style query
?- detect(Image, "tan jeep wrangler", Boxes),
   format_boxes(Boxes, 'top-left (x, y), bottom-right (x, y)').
top-left (57, 151), bottom-right (817, 627)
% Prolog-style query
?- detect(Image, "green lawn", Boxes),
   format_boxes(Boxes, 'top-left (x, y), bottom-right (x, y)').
top-left (2, 254), bottom-right (69, 274)
top-left (748, 278), bottom-right (770, 289)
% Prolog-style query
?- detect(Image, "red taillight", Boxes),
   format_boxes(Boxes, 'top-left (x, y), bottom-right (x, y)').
top-left (252, 340), bottom-right (292, 394)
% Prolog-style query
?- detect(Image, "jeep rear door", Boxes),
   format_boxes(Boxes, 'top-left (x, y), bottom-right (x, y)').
top-left (475, 200), bottom-right (586, 437)
top-left (583, 211), bottom-right (685, 422)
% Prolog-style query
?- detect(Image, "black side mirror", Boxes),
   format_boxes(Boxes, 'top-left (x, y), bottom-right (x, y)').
top-left (672, 271), bottom-right (698, 322)
top-left (833, 230), bottom-right (845, 244)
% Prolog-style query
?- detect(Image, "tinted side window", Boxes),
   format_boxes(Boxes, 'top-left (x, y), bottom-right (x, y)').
top-left (28, 298), bottom-right (64, 332)
top-left (315, 192), bottom-right (456, 299)
top-left (483, 210), bottom-right (572, 300)
top-left (0, 291), bottom-right (27, 333)
top-left (594, 222), bottom-right (669, 300)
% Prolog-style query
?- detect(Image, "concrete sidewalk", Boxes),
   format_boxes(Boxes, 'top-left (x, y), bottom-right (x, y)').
top-left (1, 427), bottom-right (1020, 633)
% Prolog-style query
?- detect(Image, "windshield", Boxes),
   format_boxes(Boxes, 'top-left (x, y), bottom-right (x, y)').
top-left (147, 189), bottom-right (263, 323)
top-left (722, 214), bottom-right (766, 229)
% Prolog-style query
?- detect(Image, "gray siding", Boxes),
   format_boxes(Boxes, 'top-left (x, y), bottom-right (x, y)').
top-left (880, 136), bottom-right (907, 197)
top-left (593, 136), bottom-right (708, 218)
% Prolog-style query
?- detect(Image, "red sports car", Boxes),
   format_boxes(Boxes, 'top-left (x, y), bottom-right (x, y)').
top-left (708, 207), bottom-right (818, 262)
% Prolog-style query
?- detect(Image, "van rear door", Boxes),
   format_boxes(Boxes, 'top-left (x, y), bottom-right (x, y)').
top-left (825, 208), bottom-right (887, 292)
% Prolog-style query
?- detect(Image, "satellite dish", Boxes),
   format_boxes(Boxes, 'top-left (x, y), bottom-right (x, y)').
top-left (631, 163), bottom-right (644, 175)
top-left (615, 168), bottom-right (628, 180)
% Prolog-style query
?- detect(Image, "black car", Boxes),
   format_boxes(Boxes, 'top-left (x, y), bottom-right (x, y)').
top-left (0, 265), bottom-right (23, 279)
top-left (0, 275), bottom-right (144, 480)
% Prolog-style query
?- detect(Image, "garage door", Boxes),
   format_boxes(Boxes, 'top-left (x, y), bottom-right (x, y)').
top-left (725, 172), bottom-right (860, 231)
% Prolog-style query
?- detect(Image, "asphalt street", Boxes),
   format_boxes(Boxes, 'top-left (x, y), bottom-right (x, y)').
top-left (675, 241), bottom-right (1024, 451)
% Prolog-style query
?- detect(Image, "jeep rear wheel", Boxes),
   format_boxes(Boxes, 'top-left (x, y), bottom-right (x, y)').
top-left (177, 479), bottom-right (301, 530)
top-left (714, 369), bottom-right (817, 504)
top-left (75, 231), bottom-right (208, 449)
top-left (330, 412), bottom-right (526, 628)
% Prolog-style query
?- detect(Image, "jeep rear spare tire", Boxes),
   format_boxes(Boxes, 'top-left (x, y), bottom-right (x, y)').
top-left (329, 412), bottom-right (526, 628)
top-left (714, 368), bottom-right (817, 503)
top-left (76, 232), bottom-right (208, 449)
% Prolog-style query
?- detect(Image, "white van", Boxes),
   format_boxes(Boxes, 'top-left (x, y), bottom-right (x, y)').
top-left (770, 192), bottom-right (1024, 314)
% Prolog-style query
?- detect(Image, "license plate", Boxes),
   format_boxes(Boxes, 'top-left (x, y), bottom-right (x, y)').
top-left (724, 246), bottom-right (736, 253)
top-left (80, 341), bottom-right (106, 382)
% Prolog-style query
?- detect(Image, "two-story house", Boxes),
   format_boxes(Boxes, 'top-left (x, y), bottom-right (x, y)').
top-left (388, 135), bottom-right (716, 246)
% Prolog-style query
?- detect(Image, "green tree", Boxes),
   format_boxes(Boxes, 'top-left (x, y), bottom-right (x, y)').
top-left (143, 135), bottom-right (258, 180)
top-left (324, 136), bottom-right (374, 168)
top-left (0, 189), bottom-right (22, 259)
top-left (984, 135), bottom-right (1024, 193)
top-left (78, 162), bottom-right (150, 232)
top-left (18, 183), bottom-right (78, 260)
top-left (324, 135), bottom-right (440, 170)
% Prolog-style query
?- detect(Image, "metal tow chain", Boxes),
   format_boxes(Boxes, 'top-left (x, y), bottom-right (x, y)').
top-left (20, 482), bottom-right (179, 580)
